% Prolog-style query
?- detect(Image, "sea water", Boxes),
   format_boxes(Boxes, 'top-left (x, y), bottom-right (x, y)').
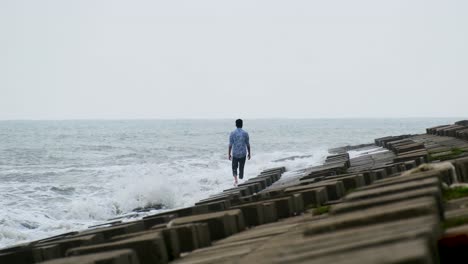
top-left (0, 118), bottom-right (460, 248)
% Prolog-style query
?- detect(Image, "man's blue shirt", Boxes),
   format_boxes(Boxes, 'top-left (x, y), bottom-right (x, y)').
top-left (229, 128), bottom-right (250, 158)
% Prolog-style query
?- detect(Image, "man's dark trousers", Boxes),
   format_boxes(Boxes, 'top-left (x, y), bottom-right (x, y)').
top-left (232, 156), bottom-right (246, 179)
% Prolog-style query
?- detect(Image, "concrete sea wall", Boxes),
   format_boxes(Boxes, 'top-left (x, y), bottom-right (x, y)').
top-left (2, 120), bottom-right (468, 263)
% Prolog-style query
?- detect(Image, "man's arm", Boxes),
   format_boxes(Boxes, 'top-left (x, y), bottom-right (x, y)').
top-left (246, 132), bottom-right (251, 160)
top-left (228, 132), bottom-right (233, 160)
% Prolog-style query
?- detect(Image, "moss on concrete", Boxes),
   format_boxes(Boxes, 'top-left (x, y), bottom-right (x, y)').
top-left (443, 187), bottom-right (468, 201)
top-left (443, 217), bottom-right (468, 229)
top-left (313, 206), bottom-right (330, 215)
top-left (429, 148), bottom-right (466, 162)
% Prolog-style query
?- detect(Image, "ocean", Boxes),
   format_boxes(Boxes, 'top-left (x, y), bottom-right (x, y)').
top-left (0, 118), bottom-right (460, 248)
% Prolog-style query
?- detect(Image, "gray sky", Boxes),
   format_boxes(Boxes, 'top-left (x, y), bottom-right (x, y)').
top-left (1, 0), bottom-right (467, 120)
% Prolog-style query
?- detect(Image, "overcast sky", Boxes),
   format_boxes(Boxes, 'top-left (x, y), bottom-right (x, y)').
top-left (1, 0), bottom-right (467, 120)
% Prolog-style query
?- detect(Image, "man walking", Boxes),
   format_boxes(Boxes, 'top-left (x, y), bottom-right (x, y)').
top-left (229, 119), bottom-right (251, 186)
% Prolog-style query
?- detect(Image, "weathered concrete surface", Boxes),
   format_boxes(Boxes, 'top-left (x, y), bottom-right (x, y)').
top-left (294, 181), bottom-right (345, 200)
top-left (67, 232), bottom-right (168, 264)
top-left (107, 226), bottom-right (186, 260)
top-left (332, 187), bottom-right (442, 216)
top-left (37, 249), bottom-right (140, 264)
top-left (141, 214), bottom-right (177, 229)
top-left (240, 216), bottom-right (438, 264)
top-left (167, 210), bottom-right (244, 241)
top-left (356, 170), bottom-right (443, 192)
top-left (345, 177), bottom-right (441, 201)
top-left (73, 222), bottom-right (145, 241)
top-left (231, 202), bottom-right (266, 227)
top-left (34, 234), bottom-right (103, 258)
top-left (284, 186), bottom-right (328, 208)
top-left (453, 156), bottom-right (468, 182)
top-left (304, 197), bottom-right (439, 236)
top-left (278, 239), bottom-right (433, 264)
top-left (445, 196), bottom-right (468, 211)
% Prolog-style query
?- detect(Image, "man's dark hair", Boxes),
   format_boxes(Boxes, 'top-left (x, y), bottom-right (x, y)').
top-left (236, 119), bottom-right (243, 128)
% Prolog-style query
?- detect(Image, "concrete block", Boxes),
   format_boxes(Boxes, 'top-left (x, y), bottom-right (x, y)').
top-left (170, 243), bottom-right (254, 264)
top-left (167, 210), bottom-right (242, 241)
top-left (261, 167), bottom-right (285, 174)
top-left (75, 222), bottom-right (145, 240)
top-left (452, 157), bottom-right (468, 182)
top-left (239, 178), bottom-right (267, 189)
top-left (241, 216), bottom-right (439, 264)
top-left (160, 224), bottom-right (199, 253)
top-left (303, 197), bottom-right (439, 236)
top-left (291, 193), bottom-right (304, 214)
top-left (262, 202), bottom-right (278, 224)
top-left (260, 188), bottom-right (284, 198)
top-left (323, 174), bottom-right (366, 191)
top-left (35, 234), bottom-right (103, 257)
top-left (161, 205), bottom-right (210, 217)
top-left (427, 124), bottom-right (451, 134)
top-left (33, 232), bottom-right (80, 245)
top-left (193, 223), bottom-right (211, 249)
top-left (394, 151), bottom-right (429, 164)
top-left (67, 232), bottom-right (168, 264)
top-left (216, 222), bottom-right (299, 246)
top-left (32, 244), bottom-right (61, 261)
top-left (456, 128), bottom-right (468, 140)
top-left (260, 172), bottom-right (281, 182)
top-left (445, 196), bottom-right (468, 211)
top-left (239, 182), bottom-right (261, 194)
top-left (404, 160), bottom-right (417, 170)
top-left (37, 249), bottom-right (139, 264)
top-left (0, 244), bottom-right (41, 264)
top-left (266, 196), bottom-right (295, 219)
top-left (285, 187), bottom-right (328, 208)
top-left (257, 173), bottom-right (279, 183)
top-left (445, 207), bottom-right (468, 220)
top-left (160, 229), bottom-right (181, 260)
top-left (142, 214), bottom-right (176, 229)
top-left (300, 164), bottom-right (348, 180)
top-left (333, 187), bottom-right (443, 219)
top-left (231, 202), bottom-right (265, 227)
top-left (352, 169), bottom-right (442, 192)
top-left (226, 209), bottom-right (245, 234)
top-left (361, 171), bottom-right (377, 185)
top-left (110, 229), bottom-right (180, 261)
top-left (198, 194), bottom-right (240, 206)
top-left (296, 181), bottom-right (345, 200)
top-left (387, 139), bottom-right (414, 151)
top-left (199, 200), bottom-right (230, 213)
top-left (455, 120), bottom-right (468, 126)
top-left (223, 186), bottom-right (251, 197)
top-left (370, 169), bottom-right (387, 181)
top-left (240, 195), bottom-right (257, 204)
top-left (394, 143), bottom-right (425, 154)
top-left (278, 238), bottom-right (433, 264)
top-left (345, 177), bottom-right (440, 202)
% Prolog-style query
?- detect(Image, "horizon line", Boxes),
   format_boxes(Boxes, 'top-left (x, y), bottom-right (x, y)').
top-left (0, 116), bottom-right (465, 122)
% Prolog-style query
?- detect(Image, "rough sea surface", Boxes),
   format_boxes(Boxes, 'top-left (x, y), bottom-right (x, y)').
top-left (0, 118), bottom-right (460, 248)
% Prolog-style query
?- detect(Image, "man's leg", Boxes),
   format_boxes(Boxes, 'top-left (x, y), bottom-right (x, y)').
top-left (238, 156), bottom-right (246, 180)
top-left (232, 157), bottom-right (239, 185)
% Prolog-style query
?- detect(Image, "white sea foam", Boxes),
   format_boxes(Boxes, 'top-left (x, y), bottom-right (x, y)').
top-left (0, 149), bottom-right (329, 248)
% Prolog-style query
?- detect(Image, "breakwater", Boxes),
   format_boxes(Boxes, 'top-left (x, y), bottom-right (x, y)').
top-left (2, 120), bottom-right (468, 263)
